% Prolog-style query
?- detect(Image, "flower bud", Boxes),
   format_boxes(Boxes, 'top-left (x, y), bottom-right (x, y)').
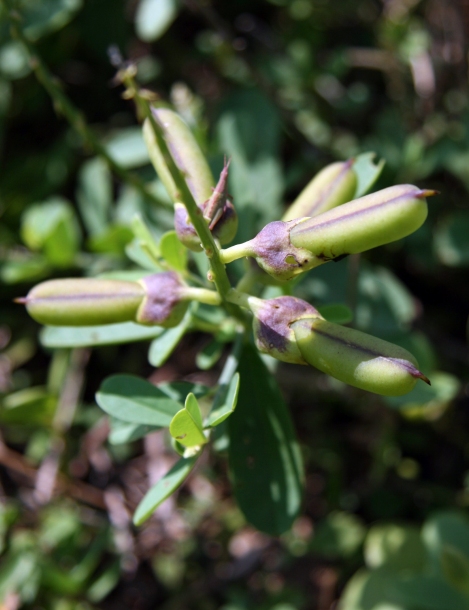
top-left (20, 272), bottom-right (190, 328)
top-left (249, 296), bottom-right (322, 364)
top-left (136, 272), bottom-right (189, 327)
top-left (143, 107), bottom-right (214, 206)
top-left (174, 159), bottom-right (238, 252)
top-left (290, 185), bottom-right (433, 261)
top-left (292, 317), bottom-right (430, 396)
top-left (282, 159), bottom-right (357, 222)
top-left (20, 278), bottom-right (145, 326)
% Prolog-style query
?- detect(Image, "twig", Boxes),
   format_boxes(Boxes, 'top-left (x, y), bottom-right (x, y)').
top-left (3, 0), bottom-right (168, 209)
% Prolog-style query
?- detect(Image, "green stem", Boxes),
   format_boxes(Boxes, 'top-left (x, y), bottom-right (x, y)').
top-left (226, 288), bottom-right (261, 311)
top-left (119, 70), bottom-right (245, 321)
top-left (219, 241), bottom-right (255, 264)
top-left (3, 1), bottom-right (168, 210)
top-left (181, 287), bottom-right (222, 306)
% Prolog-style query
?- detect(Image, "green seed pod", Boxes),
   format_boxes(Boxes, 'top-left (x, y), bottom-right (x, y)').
top-left (143, 107), bottom-right (214, 206)
top-left (21, 279), bottom-right (145, 326)
top-left (20, 272), bottom-right (191, 328)
top-left (290, 185), bottom-right (433, 262)
top-left (292, 317), bottom-right (430, 396)
top-left (136, 272), bottom-right (189, 327)
top-left (249, 296), bottom-right (322, 364)
top-left (282, 159), bottom-right (357, 221)
top-left (220, 185), bottom-right (434, 281)
top-left (174, 159), bottom-right (238, 252)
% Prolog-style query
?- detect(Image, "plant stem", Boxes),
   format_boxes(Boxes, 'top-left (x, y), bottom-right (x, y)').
top-left (182, 287), bottom-right (222, 306)
top-left (3, 1), bottom-right (167, 209)
top-left (119, 69), bottom-right (245, 321)
top-left (219, 241), bottom-right (255, 264)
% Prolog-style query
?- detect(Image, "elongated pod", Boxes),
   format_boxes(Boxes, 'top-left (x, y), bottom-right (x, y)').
top-left (221, 185), bottom-right (434, 281)
top-left (292, 317), bottom-right (430, 396)
top-left (21, 279), bottom-right (145, 326)
top-left (282, 160), bottom-right (357, 221)
top-left (19, 272), bottom-right (191, 328)
top-left (290, 185), bottom-right (432, 259)
top-left (143, 107), bottom-right (214, 206)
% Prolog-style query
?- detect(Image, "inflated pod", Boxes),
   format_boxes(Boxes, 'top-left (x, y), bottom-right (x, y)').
top-left (290, 185), bottom-right (432, 259)
top-left (143, 107), bottom-right (214, 206)
top-left (292, 317), bottom-right (430, 396)
top-left (221, 185), bottom-right (434, 281)
top-left (19, 272), bottom-right (189, 328)
top-left (282, 160), bottom-right (357, 221)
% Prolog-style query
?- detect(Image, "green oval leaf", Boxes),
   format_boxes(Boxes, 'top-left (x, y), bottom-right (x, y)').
top-left (96, 375), bottom-right (182, 426)
top-left (228, 345), bottom-right (303, 535)
top-left (169, 393), bottom-right (207, 447)
top-left (133, 455), bottom-right (199, 525)
top-left (205, 372), bottom-right (240, 428)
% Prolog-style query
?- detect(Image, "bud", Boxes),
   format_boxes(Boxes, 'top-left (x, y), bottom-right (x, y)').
top-left (282, 159), bottom-right (357, 221)
top-left (143, 107), bottom-right (214, 206)
top-left (19, 272), bottom-right (190, 328)
top-left (20, 278), bottom-right (145, 326)
top-left (249, 296), bottom-right (322, 364)
top-left (292, 317), bottom-right (430, 396)
top-left (174, 159), bottom-right (238, 252)
top-left (290, 185), bottom-right (433, 261)
top-left (136, 272), bottom-right (189, 327)
top-left (222, 185), bottom-right (434, 281)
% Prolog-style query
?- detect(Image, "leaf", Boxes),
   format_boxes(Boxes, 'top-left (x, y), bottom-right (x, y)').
top-left (76, 157), bottom-right (112, 236)
top-left (338, 569), bottom-right (407, 610)
top-left (317, 303), bottom-right (353, 325)
top-left (41, 322), bottom-right (164, 348)
top-left (353, 152), bottom-right (385, 198)
top-left (22, 0), bottom-right (83, 41)
top-left (423, 512), bottom-right (469, 573)
top-left (364, 524), bottom-right (427, 572)
top-left (135, 0), bottom-right (179, 42)
top-left (228, 344), bottom-right (303, 535)
top-left (1, 257), bottom-right (50, 284)
top-left (390, 575), bottom-right (469, 610)
top-left (133, 455), bottom-right (199, 525)
top-left (434, 212), bottom-right (469, 267)
top-left (160, 230), bottom-right (187, 271)
top-left (310, 511), bottom-right (366, 559)
top-left (87, 224), bottom-right (134, 256)
top-left (440, 545), bottom-right (469, 595)
top-left (205, 372), bottom-right (240, 427)
top-left (169, 393), bottom-right (207, 447)
top-left (148, 307), bottom-right (193, 366)
top-left (21, 197), bottom-right (81, 267)
top-left (0, 41), bottom-right (31, 80)
top-left (104, 127), bottom-right (150, 169)
top-left (108, 419), bottom-right (159, 445)
top-left (216, 90), bottom-right (284, 242)
top-left (96, 375), bottom-right (182, 426)
top-left (196, 339), bottom-right (224, 370)
top-left (1, 386), bottom-right (56, 426)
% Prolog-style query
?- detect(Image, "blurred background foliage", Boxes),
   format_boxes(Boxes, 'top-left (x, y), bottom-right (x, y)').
top-left (1, 0), bottom-right (469, 608)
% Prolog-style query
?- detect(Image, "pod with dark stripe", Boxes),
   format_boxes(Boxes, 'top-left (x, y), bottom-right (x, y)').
top-left (21, 278), bottom-right (145, 327)
top-left (292, 317), bottom-right (430, 396)
top-left (289, 185), bottom-right (433, 260)
top-left (20, 272), bottom-right (190, 328)
top-left (282, 159), bottom-right (357, 222)
top-left (143, 107), bottom-right (214, 206)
